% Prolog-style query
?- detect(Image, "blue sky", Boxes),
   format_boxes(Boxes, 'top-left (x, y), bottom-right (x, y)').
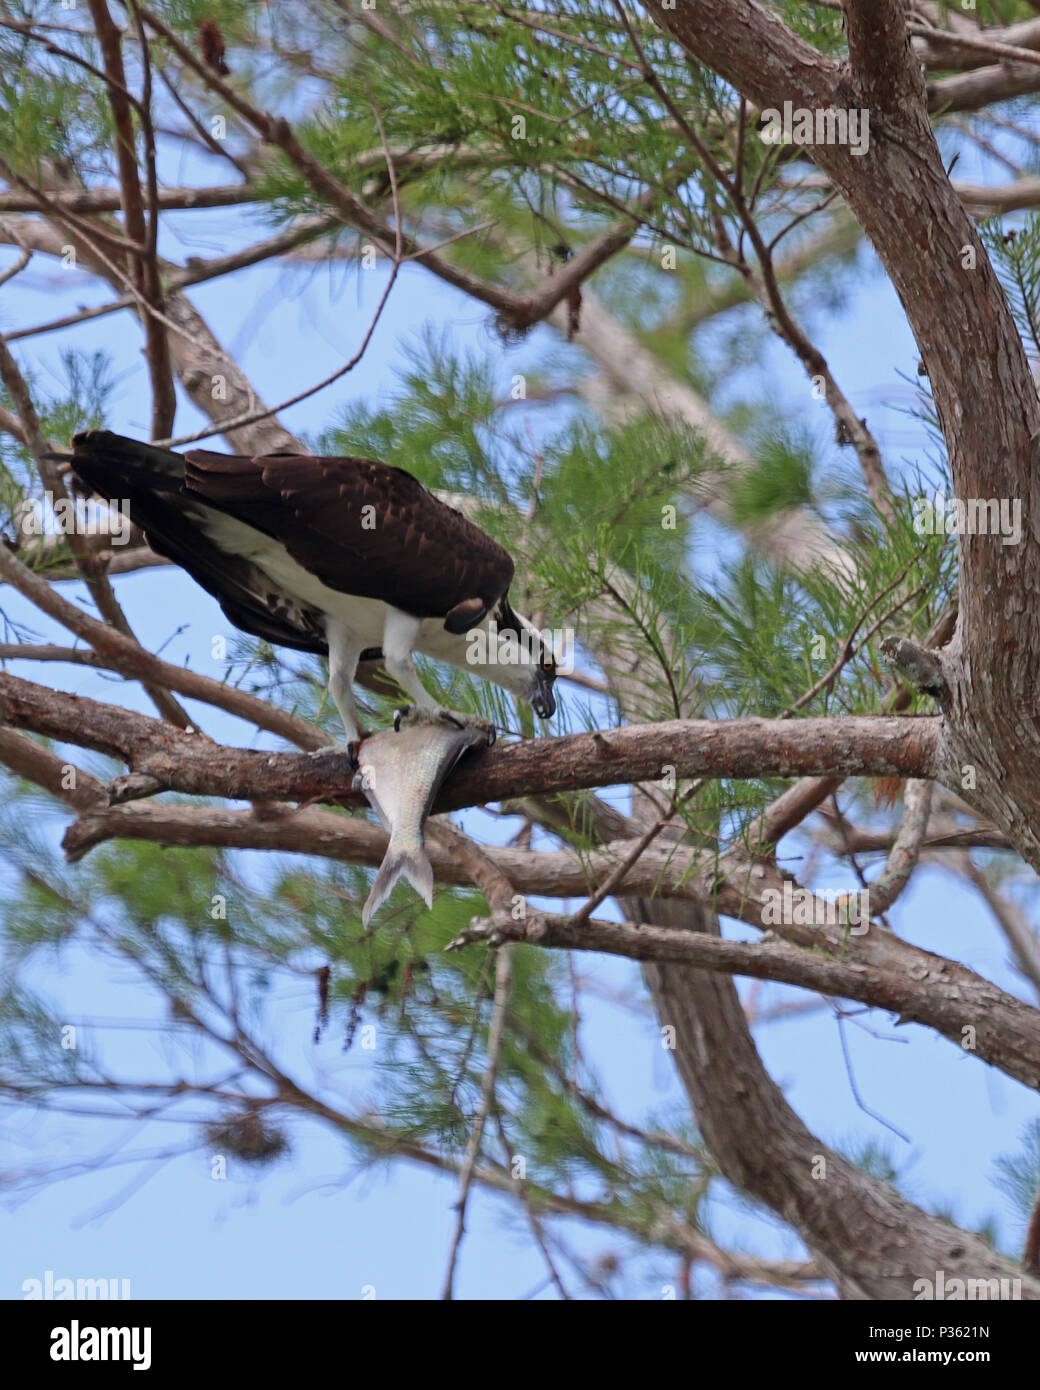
top-left (1, 134), bottom-right (1038, 1299)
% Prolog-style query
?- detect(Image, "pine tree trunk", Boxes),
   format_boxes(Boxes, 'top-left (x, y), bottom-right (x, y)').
top-left (629, 889), bottom-right (1040, 1298)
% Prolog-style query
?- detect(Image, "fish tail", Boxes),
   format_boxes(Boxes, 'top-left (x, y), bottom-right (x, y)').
top-left (361, 837), bottom-right (434, 926)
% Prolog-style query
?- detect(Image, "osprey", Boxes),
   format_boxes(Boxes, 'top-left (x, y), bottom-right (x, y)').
top-left (62, 431), bottom-right (558, 741)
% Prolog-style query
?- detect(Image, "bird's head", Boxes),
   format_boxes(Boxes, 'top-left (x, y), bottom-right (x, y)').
top-left (483, 600), bottom-right (558, 721)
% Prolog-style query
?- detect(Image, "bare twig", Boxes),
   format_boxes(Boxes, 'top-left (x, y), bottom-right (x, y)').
top-left (441, 945), bottom-right (512, 1299)
top-left (88, 0), bottom-right (176, 438)
top-left (866, 780), bottom-right (933, 916)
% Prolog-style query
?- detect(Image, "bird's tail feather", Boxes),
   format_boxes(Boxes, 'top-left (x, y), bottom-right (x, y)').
top-left (361, 840), bottom-right (434, 926)
top-left (67, 430), bottom-right (187, 498)
top-left (75, 429), bottom-right (186, 474)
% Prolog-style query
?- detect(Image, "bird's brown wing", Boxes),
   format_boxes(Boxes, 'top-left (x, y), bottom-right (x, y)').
top-left (65, 431), bottom-right (328, 654)
top-left (184, 450), bottom-right (514, 625)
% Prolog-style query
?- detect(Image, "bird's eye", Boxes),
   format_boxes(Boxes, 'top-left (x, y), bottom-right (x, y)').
top-left (541, 658), bottom-right (555, 672)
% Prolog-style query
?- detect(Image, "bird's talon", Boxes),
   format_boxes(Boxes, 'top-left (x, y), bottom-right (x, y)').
top-left (308, 741), bottom-right (360, 759)
top-left (394, 705), bottom-right (453, 729)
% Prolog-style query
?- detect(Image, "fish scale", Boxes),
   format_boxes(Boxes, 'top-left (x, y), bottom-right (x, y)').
top-left (353, 718), bottom-right (492, 925)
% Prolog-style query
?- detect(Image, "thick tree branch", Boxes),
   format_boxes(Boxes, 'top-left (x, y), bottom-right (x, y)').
top-left (844, 0), bottom-right (923, 110)
top-left (0, 728), bottom-right (104, 810)
top-left (448, 907), bottom-right (1040, 1095)
top-left (0, 671), bottom-right (939, 805)
top-left (34, 787), bottom-right (1040, 1097)
top-left (929, 62), bottom-right (1040, 112)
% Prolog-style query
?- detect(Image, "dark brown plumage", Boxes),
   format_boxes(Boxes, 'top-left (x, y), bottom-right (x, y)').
top-left (65, 431), bottom-right (515, 651)
top-left (61, 430), bottom-right (557, 738)
top-left (182, 448), bottom-right (514, 626)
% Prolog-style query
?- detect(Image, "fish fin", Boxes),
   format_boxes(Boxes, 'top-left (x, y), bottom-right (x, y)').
top-left (361, 842), bottom-right (435, 926)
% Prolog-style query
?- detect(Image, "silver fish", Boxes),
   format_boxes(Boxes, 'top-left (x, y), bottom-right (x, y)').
top-left (352, 716), bottom-right (493, 925)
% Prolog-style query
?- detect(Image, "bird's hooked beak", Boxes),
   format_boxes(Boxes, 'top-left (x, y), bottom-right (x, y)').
top-left (532, 662), bottom-right (557, 720)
